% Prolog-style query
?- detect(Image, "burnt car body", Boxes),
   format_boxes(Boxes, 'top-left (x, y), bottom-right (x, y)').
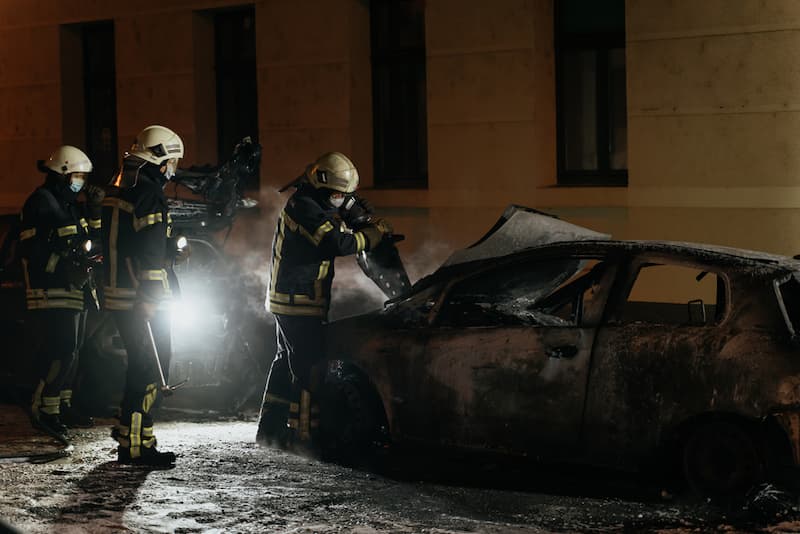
top-left (321, 206), bottom-right (800, 497)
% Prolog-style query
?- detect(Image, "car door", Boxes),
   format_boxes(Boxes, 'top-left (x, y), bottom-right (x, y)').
top-left (582, 256), bottom-right (730, 469)
top-left (398, 255), bottom-right (616, 459)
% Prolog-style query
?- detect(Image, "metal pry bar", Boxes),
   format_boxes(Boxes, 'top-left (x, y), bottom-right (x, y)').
top-left (145, 320), bottom-right (188, 395)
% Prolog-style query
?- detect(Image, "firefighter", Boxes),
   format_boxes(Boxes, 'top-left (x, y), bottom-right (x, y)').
top-left (101, 125), bottom-right (183, 466)
top-left (19, 145), bottom-right (102, 440)
top-left (256, 151), bottom-right (392, 447)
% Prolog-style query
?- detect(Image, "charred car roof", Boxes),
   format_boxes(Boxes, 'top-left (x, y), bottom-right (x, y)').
top-left (392, 211), bottom-right (800, 306)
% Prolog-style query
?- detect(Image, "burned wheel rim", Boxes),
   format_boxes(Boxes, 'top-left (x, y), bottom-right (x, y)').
top-left (319, 375), bottom-right (380, 463)
top-left (682, 421), bottom-right (763, 500)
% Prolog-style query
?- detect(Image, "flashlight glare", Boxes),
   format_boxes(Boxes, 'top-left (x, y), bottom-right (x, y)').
top-left (83, 239), bottom-right (92, 252)
top-left (177, 236), bottom-right (188, 250)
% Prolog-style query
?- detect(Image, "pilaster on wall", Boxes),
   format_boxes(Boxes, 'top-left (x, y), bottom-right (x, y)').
top-left (626, 0), bottom-right (800, 209)
top-left (114, 12), bottom-right (198, 164)
top-left (424, 0), bottom-right (556, 208)
top-left (255, 0), bottom-right (372, 190)
top-left (0, 24), bottom-right (61, 206)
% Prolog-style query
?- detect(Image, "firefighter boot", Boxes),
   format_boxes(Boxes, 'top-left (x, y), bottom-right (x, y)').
top-left (31, 412), bottom-right (68, 442)
top-left (31, 385), bottom-right (68, 442)
top-left (59, 390), bottom-right (94, 428)
top-left (113, 414), bottom-right (176, 467)
top-left (289, 390), bottom-right (321, 457)
top-left (256, 395), bottom-right (290, 448)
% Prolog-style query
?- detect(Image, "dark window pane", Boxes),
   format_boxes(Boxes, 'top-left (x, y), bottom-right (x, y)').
top-left (83, 22), bottom-right (117, 184)
top-left (371, 0), bottom-right (428, 188)
top-left (562, 50), bottom-right (598, 171)
top-left (556, 0), bottom-right (627, 185)
top-left (215, 7), bottom-right (258, 190)
top-left (558, 0), bottom-right (625, 35)
top-left (608, 47), bottom-right (627, 170)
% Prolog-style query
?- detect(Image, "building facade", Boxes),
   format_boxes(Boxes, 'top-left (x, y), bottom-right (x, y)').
top-left (1, 0), bottom-right (800, 261)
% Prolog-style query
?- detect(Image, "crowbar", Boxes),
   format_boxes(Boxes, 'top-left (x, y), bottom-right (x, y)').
top-left (146, 320), bottom-right (188, 396)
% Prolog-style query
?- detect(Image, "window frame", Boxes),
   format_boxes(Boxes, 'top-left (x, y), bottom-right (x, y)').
top-left (554, 3), bottom-right (628, 186)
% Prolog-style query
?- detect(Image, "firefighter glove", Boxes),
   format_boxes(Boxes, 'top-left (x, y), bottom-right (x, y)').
top-left (360, 225), bottom-right (384, 251)
top-left (373, 218), bottom-right (393, 235)
top-left (84, 184), bottom-right (106, 219)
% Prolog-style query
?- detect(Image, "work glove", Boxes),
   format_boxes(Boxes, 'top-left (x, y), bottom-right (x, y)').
top-left (360, 226), bottom-right (381, 250)
top-left (359, 219), bottom-right (393, 251)
top-left (84, 184), bottom-right (106, 221)
top-left (373, 218), bottom-right (393, 235)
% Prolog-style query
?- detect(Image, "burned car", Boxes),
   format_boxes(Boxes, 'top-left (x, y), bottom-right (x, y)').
top-left (321, 206), bottom-right (800, 498)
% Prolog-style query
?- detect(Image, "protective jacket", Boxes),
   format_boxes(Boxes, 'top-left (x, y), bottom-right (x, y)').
top-left (268, 184), bottom-right (371, 317)
top-left (101, 159), bottom-right (175, 311)
top-left (19, 174), bottom-right (100, 311)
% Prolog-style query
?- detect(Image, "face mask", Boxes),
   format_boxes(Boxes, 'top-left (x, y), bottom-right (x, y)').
top-left (329, 195), bottom-right (345, 208)
top-left (69, 177), bottom-right (84, 193)
top-left (164, 160), bottom-right (177, 180)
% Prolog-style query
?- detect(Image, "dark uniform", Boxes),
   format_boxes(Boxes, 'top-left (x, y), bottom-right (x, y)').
top-left (101, 159), bottom-right (176, 462)
top-left (258, 183), bottom-right (373, 443)
top-left (19, 174), bottom-right (101, 433)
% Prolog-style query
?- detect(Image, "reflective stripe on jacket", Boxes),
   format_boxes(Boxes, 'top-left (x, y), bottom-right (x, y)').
top-left (101, 165), bottom-right (174, 311)
top-left (19, 179), bottom-right (95, 311)
top-left (268, 185), bottom-right (369, 317)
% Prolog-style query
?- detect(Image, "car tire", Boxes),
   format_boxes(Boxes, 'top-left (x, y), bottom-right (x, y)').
top-left (319, 373), bottom-right (387, 466)
top-left (682, 420), bottom-right (765, 500)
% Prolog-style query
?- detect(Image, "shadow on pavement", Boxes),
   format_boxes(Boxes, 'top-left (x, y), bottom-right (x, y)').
top-left (54, 461), bottom-right (167, 529)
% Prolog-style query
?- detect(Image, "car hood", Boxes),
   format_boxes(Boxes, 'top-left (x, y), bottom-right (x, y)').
top-left (443, 205), bottom-right (611, 267)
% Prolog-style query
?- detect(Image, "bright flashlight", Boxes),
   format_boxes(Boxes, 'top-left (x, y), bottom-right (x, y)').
top-left (83, 239), bottom-right (92, 253)
top-left (177, 236), bottom-right (188, 251)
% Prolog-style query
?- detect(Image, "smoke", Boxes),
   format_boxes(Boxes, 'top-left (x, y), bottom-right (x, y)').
top-left (222, 187), bottom-right (287, 320)
top-left (402, 239), bottom-right (453, 285)
top-left (219, 190), bottom-right (458, 322)
top-left (328, 239), bottom-right (455, 321)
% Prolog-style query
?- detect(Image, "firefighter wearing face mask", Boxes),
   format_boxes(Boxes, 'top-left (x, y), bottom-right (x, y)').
top-left (256, 151), bottom-right (392, 447)
top-left (101, 125), bottom-right (184, 466)
top-left (19, 145), bottom-right (102, 441)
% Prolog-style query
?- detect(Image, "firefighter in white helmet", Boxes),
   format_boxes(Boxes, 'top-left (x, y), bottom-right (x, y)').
top-left (19, 145), bottom-right (104, 441)
top-left (102, 125), bottom-right (185, 466)
top-left (256, 152), bottom-right (392, 448)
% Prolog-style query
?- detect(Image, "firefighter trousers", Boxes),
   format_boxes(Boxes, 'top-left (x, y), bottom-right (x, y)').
top-left (258, 314), bottom-right (323, 440)
top-left (30, 309), bottom-right (81, 417)
top-left (112, 309), bottom-right (171, 448)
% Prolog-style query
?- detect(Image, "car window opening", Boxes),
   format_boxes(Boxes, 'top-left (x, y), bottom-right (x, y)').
top-left (619, 263), bottom-right (724, 326)
top-left (437, 258), bottom-right (606, 328)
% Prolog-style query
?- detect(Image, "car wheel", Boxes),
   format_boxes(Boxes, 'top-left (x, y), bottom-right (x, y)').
top-left (319, 373), bottom-right (386, 465)
top-left (682, 420), bottom-right (764, 500)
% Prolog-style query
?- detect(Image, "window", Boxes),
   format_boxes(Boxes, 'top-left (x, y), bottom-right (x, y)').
top-left (371, 0), bottom-right (428, 188)
top-left (215, 7), bottom-right (258, 190)
top-left (619, 264), bottom-right (726, 325)
top-left (555, 0), bottom-right (627, 185)
top-left (60, 21), bottom-right (118, 184)
top-left (437, 258), bottom-right (607, 328)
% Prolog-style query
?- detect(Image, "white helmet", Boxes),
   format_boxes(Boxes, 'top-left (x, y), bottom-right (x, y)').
top-left (44, 145), bottom-right (93, 175)
top-left (306, 152), bottom-right (359, 193)
top-left (129, 125), bottom-right (184, 165)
